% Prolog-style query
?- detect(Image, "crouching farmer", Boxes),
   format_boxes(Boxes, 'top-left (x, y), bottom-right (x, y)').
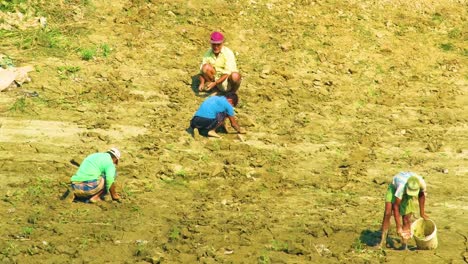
top-left (69, 148), bottom-right (122, 203)
top-left (190, 92), bottom-right (245, 138)
top-left (380, 171), bottom-right (428, 249)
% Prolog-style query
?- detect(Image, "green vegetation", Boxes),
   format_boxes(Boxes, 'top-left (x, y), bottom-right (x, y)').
top-left (168, 226), bottom-right (180, 242)
top-left (21, 226), bottom-right (34, 238)
top-left (269, 240), bottom-right (289, 252)
top-left (0, 0), bottom-right (28, 12)
top-left (80, 48), bottom-right (96, 61)
top-left (439, 43), bottom-right (454, 52)
top-left (100, 43), bottom-right (111, 57)
top-left (57, 65), bottom-right (81, 79)
top-left (9, 97), bottom-right (27, 112)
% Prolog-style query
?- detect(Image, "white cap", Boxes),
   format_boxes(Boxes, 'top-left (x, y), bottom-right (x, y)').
top-left (108, 147), bottom-right (121, 160)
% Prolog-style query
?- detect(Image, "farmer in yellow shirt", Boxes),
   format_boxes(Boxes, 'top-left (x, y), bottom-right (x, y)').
top-left (198, 31), bottom-right (242, 94)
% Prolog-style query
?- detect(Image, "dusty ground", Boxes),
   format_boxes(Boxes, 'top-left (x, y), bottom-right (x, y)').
top-left (0, 0), bottom-right (467, 263)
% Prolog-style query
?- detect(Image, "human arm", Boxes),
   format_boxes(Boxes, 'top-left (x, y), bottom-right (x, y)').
top-left (227, 115), bottom-right (245, 134)
top-left (392, 197), bottom-right (403, 235)
top-left (206, 74), bottom-right (228, 91)
top-left (198, 75), bottom-right (206, 91)
top-left (418, 191), bottom-right (428, 219)
top-left (109, 183), bottom-right (120, 201)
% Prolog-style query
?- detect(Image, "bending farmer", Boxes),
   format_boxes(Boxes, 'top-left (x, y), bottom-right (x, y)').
top-left (190, 92), bottom-right (245, 138)
top-left (70, 148), bottom-right (122, 203)
top-left (380, 171), bottom-right (428, 248)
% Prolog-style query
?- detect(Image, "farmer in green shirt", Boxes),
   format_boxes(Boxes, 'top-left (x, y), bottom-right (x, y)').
top-left (380, 172), bottom-right (429, 249)
top-left (69, 148), bottom-right (121, 203)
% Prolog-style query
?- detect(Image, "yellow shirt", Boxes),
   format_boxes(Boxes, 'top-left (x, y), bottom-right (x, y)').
top-left (200, 46), bottom-right (238, 78)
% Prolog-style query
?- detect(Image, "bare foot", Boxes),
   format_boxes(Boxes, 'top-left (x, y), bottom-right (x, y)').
top-left (193, 128), bottom-right (200, 139)
top-left (61, 189), bottom-right (75, 203)
top-left (89, 195), bottom-right (102, 203)
top-left (207, 130), bottom-right (221, 138)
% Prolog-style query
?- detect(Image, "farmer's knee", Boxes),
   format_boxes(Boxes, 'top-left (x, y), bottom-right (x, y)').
top-left (201, 64), bottom-right (215, 75)
top-left (230, 72), bottom-right (241, 83)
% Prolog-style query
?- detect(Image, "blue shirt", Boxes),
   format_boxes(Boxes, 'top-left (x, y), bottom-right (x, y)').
top-left (194, 96), bottom-right (234, 119)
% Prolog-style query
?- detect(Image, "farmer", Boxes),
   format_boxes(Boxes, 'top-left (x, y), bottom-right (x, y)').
top-left (69, 148), bottom-right (121, 203)
top-left (190, 92), bottom-right (245, 138)
top-left (379, 171), bottom-right (429, 248)
top-left (198, 31), bottom-right (241, 94)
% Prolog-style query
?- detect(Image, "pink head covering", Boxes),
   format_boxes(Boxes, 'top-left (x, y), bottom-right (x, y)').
top-left (210, 31), bottom-right (224, 44)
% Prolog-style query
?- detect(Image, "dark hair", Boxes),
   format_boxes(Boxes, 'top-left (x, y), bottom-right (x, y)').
top-left (225, 92), bottom-right (239, 107)
top-left (107, 151), bottom-right (117, 160)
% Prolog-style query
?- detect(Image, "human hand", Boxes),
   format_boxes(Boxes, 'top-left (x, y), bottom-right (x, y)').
top-left (198, 84), bottom-right (205, 92)
top-left (112, 193), bottom-right (121, 201)
top-left (238, 127), bottom-right (247, 134)
top-left (400, 230), bottom-right (412, 240)
top-left (421, 213), bottom-right (429, 220)
top-left (397, 227), bottom-right (403, 237)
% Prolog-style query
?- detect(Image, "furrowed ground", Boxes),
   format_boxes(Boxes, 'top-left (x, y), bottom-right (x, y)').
top-left (0, 0), bottom-right (466, 263)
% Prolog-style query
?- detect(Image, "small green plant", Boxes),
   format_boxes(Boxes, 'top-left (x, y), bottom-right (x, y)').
top-left (26, 185), bottom-right (43, 198)
top-left (161, 177), bottom-right (187, 188)
top-left (0, 55), bottom-right (14, 68)
top-left (352, 238), bottom-right (365, 253)
top-left (122, 186), bottom-right (134, 198)
top-left (0, 0), bottom-right (28, 12)
top-left (27, 211), bottom-right (41, 224)
top-left (26, 245), bottom-right (41, 255)
top-left (439, 43), bottom-right (454, 52)
top-left (100, 43), bottom-right (111, 57)
top-left (57, 65), bottom-right (81, 73)
top-left (19, 29), bottom-right (68, 52)
top-left (1, 242), bottom-right (20, 257)
top-left (78, 238), bottom-right (89, 249)
top-left (9, 97), bottom-right (27, 112)
top-left (448, 28), bottom-right (461, 39)
top-left (169, 226), bottom-right (180, 242)
top-left (57, 65), bottom-right (81, 79)
top-left (258, 252), bottom-right (270, 264)
top-left (80, 48), bottom-right (96, 61)
top-left (270, 240), bottom-right (289, 252)
top-left (22, 226), bottom-right (34, 238)
top-left (175, 169), bottom-right (186, 178)
top-left (131, 206), bottom-right (141, 213)
top-left (134, 244), bottom-right (150, 257)
top-left (143, 182), bottom-right (154, 192)
top-left (431, 12), bottom-right (444, 23)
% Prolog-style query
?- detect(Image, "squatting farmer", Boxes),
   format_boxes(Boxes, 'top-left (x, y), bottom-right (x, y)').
top-left (198, 31), bottom-right (242, 94)
top-left (69, 148), bottom-right (122, 203)
top-left (190, 92), bottom-right (245, 138)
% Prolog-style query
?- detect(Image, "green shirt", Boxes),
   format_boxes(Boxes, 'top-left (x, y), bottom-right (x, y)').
top-left (71, 152), bottom-right (116, 191)
top-left (201, 46), bottom-right (238, 79)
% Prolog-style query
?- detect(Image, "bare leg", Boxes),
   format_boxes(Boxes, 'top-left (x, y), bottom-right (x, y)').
top-left (228, 72), bottom-right (242, 93)
top-left (400, 214), bottom-right (412, 250)
top-left (207, 130), bottom-right (221, 138)
top-left (200, 64), bottom-right (216, 91)
top-left (380, 202), bottom-right (393, 248)
top-left (61, 188), bottom-right (75, 203)
top-left (193, 127), bottom-right (200, 139)
top-left (89, 189), bottom-right (105, 203)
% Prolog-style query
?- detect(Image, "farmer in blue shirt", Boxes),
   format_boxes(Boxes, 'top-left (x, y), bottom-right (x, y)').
top-left (190, 93), bottom-right (245, 138)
